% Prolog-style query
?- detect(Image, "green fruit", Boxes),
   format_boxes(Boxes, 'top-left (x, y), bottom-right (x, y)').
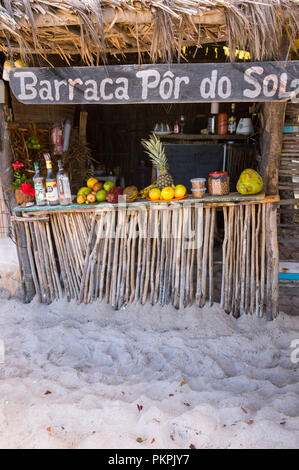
top-left (96, 189), bottom-right (107, 202)
top-left (103, 180), bottom-right (115, 191)
top-left (237, 169), bottom-right (264, 195)
top-left (77, 186), bottom-right (92, 197)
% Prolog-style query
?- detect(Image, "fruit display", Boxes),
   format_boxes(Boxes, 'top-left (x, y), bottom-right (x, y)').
top-left (141, 134), bottom-right (174, 189)
top-left (123, 186), bottom-right (138, 203)
top-left (237, 169), bottom-right (264, 195)
top-left (106, 186), bottom-right (123, 203)
top-left (140, 183), bottom-right (157, 199)
top-left (77, 178), bottom-right (121, 204)
top-left (26, 136), bottom-right (41, 150)
top-left (148, 184), bottom-right (187, 202)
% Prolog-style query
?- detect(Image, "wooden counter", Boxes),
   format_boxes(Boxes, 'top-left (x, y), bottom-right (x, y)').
top-left (11, 194), bottom-right (279, 320)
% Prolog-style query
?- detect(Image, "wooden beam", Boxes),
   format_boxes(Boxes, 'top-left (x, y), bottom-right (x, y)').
top-left (260, 101), bottom-right (287, 195)
top-left (19, 8), bottom-right (226, 29)
top-left (0, 36), bottom-right (227, 56)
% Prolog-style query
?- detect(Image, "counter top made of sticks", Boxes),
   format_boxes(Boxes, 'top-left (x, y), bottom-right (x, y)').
top-left (12, 194), bottom-right (280, 214)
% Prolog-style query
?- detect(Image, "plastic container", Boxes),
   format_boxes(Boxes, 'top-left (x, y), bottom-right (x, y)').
top-left (190, 178), bottom-right (206, 189)
top-left (191, 187), bottom-right (207, 198)
top-left (208, 171), bottom-right (229, 196)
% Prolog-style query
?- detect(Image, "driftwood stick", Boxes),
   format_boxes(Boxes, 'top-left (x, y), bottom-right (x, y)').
top-left (240, 205), bottom-right (249, 315)
top-left (174, 207), bottom-right (183, 308)
top-left (200, 207), bottom-right (210, 308)
top-left (255, 204), bottom-right (261, 316)
top-left (24, 222), bottom-right (41, 302)
top-left (142, 208), bottom-right (152, 305)
top-left (220, 206), bottom-right (228, 309)
top-left (105, 210), bottom-right (116, 303)
top-left (78, 213), bottom-right (96, 304)
top-left (195, 204), bottom-right (204, 306)
top-left (134, 208), bottom-right (143, 304)
top-left (250, 204), bottom-right (256, 314)
top-left (150, 209), bottom-right (158, 305)
top-left (154, 209), bottom-right (162, 305)
top-left (208, 207), bottom-right (216, 307)
top-left (129, 211), bottom-right (138, 304)
top-left (179, 207), bottom-right (188, 308)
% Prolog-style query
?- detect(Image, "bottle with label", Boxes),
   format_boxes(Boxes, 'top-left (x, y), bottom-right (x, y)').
top-left (228, 103), bottom-right (237, 134)
top-left (174, 121), bottom-right (180, 134)
top-left (207, 102), bottom-right (219, 135)
top-left (33, 162), bottom-right (46, 206)
top-left (57, 160), bottom-right (72, 206)
top-left (44, 153), bottom-right (59, 205)
top-left (218, 113), bottom-right (228, 135)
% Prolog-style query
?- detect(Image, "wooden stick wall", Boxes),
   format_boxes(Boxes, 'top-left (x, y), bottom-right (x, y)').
top-left (12, 201), bottom-right (279, 319)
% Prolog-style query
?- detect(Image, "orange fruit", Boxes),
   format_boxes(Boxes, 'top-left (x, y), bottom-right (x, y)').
top-left (149, 188), bottom-right (161, 200)
top-left (174, 184), bottom-right (187, 198)
top-left (161, 187), bottom-right (175, 200)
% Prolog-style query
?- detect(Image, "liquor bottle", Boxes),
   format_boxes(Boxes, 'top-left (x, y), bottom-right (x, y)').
top-left (32, 161), bottom-right (46, 206)
top-left (228, 103), bottom-right (237, 134)
top-left (208, 102), bottom-right (219, 135)
top-left (44, 153), bottom-right (59, 205)
top-left (57, 159), bottom-right (72, 206)
top-left (179, 114), bottom-right (185, 133)
top-left (174, 120), bottom-right (180, 134)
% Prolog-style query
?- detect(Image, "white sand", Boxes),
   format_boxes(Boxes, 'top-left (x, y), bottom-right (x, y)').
top-left (0, 296), bottom-right (298, 449)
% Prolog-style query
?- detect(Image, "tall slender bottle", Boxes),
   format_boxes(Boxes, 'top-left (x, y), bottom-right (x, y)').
top-left (44, 153), bottom-right (59, 205)
top-left (32, 162), bottom-right (46, 206)
top-left (57, 159), bottom-right (72, 206)
top-left (228, 103), bottom-right (237, 134)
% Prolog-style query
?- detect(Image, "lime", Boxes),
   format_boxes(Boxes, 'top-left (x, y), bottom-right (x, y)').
top-left (96, 189), bottom-right (107, 202)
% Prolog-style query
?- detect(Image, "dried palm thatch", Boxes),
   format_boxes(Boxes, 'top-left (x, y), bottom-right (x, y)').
top-left (0, 1), bottom-right (298, 63)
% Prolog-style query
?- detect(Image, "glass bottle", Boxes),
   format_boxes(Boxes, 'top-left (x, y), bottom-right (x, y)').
top-left (57, 159), bottom-right (72, 206)
top-left (32, 161), bottom-right (46, 206)
top-left (44, 153), bottom-right (59, 205)
top-left (228, 103), bottom-right (237, 134)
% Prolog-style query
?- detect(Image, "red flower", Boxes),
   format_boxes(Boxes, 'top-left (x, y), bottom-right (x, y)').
top-left (20, 182), bottom-right (35, 196)
top-left (12, 161), bottom-right (24, 169)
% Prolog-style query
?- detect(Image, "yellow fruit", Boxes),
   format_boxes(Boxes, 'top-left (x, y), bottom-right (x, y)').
top-left (87, 177), bottom-right (98, 189)
top-left (78, 186), bottom-right (91, 197)
top-left (174, 184), bottom-right (187, 198)
top-left (149, 188), bottom-right (161, 200)
top-left (77, 194), bottom-right (86, 204)
top-left (161, 186), bottom-right (175, 201)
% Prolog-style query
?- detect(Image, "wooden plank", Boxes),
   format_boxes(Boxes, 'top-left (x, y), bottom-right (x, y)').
top-left (13, 193), bottom-right (272, 214)
top-left (10, 61), bottom-right (299, 105)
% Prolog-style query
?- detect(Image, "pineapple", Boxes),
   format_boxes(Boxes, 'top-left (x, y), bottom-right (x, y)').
top-left (141, 134), bottom-right (174, 189)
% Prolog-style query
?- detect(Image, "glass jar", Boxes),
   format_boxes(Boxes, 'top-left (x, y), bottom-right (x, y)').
top-left (208, 171), bottom-right (230, 196)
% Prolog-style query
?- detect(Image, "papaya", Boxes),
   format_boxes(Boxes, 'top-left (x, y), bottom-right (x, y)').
top-left (123, 186), bottom-right (139, 203)
top-left (237, 169), bottom-right (264, 195)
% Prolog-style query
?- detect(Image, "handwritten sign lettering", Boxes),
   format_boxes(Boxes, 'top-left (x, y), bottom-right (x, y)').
top-left (9, 61), bottom-right (299, 104)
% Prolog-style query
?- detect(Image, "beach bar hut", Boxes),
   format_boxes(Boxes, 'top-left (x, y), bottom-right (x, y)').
top-left (0, 0), bottom-right (298, 318)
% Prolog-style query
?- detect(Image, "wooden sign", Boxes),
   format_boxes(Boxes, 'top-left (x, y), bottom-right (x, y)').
top-left (9, 61), bottom-right (299, 105)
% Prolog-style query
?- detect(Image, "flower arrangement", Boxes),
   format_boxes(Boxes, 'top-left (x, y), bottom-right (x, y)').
top-left (12, 161), bottom-right (34, 194)
top-left (11, 161), bottom-right (35, 204)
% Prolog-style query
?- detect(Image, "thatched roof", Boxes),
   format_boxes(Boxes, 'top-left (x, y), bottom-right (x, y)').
top-left (0, 1), bottom-right (298, 64)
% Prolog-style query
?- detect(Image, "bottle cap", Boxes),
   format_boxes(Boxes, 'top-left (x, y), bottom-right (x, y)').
top-left (209, 171), bottom-right (228, 176)
top-left (210, 102), bottom-right (219, 114)
top-left (34, 161), bottom-right (39, 170)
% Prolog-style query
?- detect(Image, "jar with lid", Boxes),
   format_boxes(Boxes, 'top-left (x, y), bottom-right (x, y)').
top-left (208, 171), bottom-right (230, 196)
